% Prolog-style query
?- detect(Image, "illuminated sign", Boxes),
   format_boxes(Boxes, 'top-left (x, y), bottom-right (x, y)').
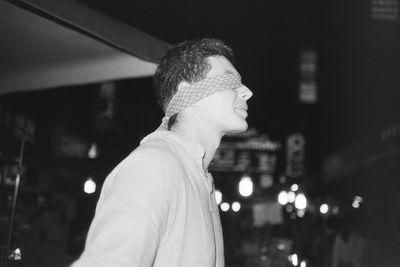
top-left (372, 0), bottom-right (399, 20)
top-left (299, 48), bottom-right (318, 104)
top-left (285, 133), bottom-right (306, 178)
top-left (211, 135), bottom-right (280, 173)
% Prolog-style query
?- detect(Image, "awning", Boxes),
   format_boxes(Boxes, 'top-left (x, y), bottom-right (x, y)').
top-left (0, 0), bottom-right (171, 95)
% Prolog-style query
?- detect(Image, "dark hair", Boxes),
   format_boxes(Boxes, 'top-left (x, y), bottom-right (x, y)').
top-left (153, 38), bottom-right (235, 115)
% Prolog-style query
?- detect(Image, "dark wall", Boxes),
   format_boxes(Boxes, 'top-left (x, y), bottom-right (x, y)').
top-left (320, 0), bottom-right (400, 154)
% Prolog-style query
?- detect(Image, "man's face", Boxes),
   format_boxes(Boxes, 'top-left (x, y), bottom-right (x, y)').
top-left (191, 56), bottom-right (253, 135)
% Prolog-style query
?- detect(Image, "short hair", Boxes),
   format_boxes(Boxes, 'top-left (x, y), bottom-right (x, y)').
top-left (153, 38), bottom-right (235, 114)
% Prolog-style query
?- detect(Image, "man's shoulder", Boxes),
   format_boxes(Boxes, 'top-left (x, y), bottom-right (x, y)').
top-left (132, 137), bottom-right (178, 161)
top-left (118, 137), bottom-right (183, 174)
top-left (102, 138), bottom-right (183, 193)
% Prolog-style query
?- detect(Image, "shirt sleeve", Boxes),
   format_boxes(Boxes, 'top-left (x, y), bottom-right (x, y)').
top-left (71, 153), bottom-right (170, 267)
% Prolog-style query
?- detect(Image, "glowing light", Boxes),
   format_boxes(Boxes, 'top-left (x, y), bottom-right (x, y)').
top-left (88, 142), bottom-right (98, 159)
top-left (260, 174), bottom-right (273, 188)
top-left (232, 201), bottom-right (241, 212)
top-left (239, 176), bottom-right (253, 197)
top-left (288, 191), bottom-right (296, 203)
top-left (297, 209), bottom-right (305, 217)
top-left (277, 243), bottom-right (286, 250)
top-left (352, 195), bottom-right (363, 209)
top-left (320, 203), bottom-right (329, 214)
top-left (10, 248), bottom-right (22, 260)
top-left (278, 191), bottom-right (289, 205)
top-left (300, 260), bottom-right (307, 267)
top-left (291, 184), bottom-right (299, 191)
top-left (220, 202), bottom-right (230, 212)
top-left (294, 193), bottom-right (307, 210)
top-left (215, 190), bottom-right (222, 205)
top-left (332, 206), bottom-right (339, 215)
top-left (289, 254), bottom-right (298, 266)
top-left (354, 195), bottom-right (363, 203)
top-left (84, 178), bottom-right (96, 194)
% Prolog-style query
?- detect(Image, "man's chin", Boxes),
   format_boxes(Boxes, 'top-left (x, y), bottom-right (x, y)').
top-left (225, 123), bottom-right (248, 135)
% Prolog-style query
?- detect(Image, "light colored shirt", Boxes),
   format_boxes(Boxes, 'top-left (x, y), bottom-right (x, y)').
top-left (71, 130), bottom-right (224, 267)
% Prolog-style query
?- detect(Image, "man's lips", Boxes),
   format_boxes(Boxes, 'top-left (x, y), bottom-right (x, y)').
top-left (235, 108), bottom-right (248, 117)
top-left (235, 105), bottom-right (248, 111)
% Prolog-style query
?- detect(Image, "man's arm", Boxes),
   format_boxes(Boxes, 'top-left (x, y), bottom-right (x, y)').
top-left (71, 154), bottom-right (170, 267)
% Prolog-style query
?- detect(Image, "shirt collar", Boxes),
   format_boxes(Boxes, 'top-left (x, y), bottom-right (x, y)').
top-left (141, 130), bottom-right (206, 171)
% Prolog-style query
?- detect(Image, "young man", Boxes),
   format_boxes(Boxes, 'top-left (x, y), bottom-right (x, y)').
top-left (71, 38), bottom-right (253, 267)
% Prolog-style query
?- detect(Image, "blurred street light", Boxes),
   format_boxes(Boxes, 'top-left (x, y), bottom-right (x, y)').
top-left (232, 201), bottom-right (241, 212)
top-left (320, 203), bottom-right (329, 214)
top-left (294, 193), bottom-right (307, 210)
top-left (239, 176), bottom-right (253, 197)
top-left (291, 184), bottom-right (299, 191)
top-left (220, 202), bottom-right (230, 212)
top-left (278, 191), bottom-right (289, 205)
top-left (84, 177), bottom-right (96, 194)
top-left (288, 191), bottom-right (296, 203)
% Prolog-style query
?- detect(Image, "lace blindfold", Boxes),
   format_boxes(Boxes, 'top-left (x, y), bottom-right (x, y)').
top-left (158, 72), bottom-right (243, 130)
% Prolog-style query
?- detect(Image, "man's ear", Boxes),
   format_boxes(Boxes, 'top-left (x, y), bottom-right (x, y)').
top-left (177, 81), bottom-right (191, 91)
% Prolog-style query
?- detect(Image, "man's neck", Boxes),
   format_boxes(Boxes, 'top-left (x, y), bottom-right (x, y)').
top-left (171, 124), bottom-right (223, 172)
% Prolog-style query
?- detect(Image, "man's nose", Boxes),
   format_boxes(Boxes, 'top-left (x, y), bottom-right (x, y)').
top-left (237, 86), bottom-right (253, 101)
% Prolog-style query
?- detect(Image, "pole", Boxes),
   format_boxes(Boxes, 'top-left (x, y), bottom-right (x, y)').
top-left (5, 137), bottom-right (26, 265)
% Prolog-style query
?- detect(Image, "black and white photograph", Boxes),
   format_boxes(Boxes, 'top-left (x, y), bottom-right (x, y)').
top-left (1, 0), bottom-right (400, 266)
